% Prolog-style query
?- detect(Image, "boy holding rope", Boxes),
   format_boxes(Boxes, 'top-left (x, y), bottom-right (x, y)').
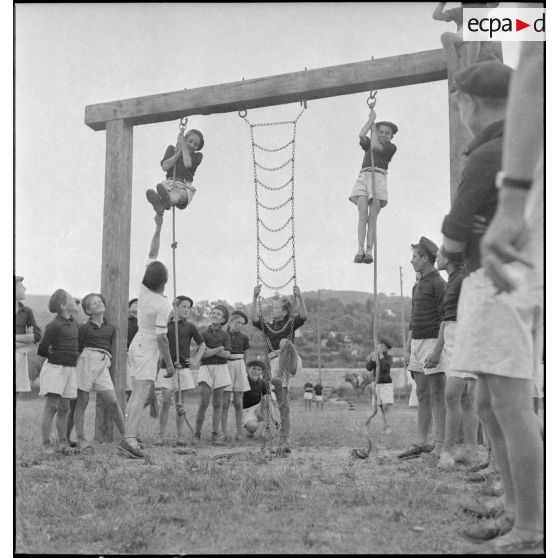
top-left (155, 295), bottom-right (205, 444)
top-left (146, 126), bottom-right (205, 215)
top-left (250, 285), bottom-right (307, 453)
top-left (366, 338), bottom-right (394, 432)
top-left (349, 108), bottom-right (398, 264)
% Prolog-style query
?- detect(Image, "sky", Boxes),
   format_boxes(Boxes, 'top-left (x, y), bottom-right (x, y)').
top-left (14, 2), bottom-right (526, 305)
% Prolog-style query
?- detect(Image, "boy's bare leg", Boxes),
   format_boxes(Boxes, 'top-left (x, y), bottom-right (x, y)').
top-left (275, 387), bottom-right (290, 445)
top-left (356, 197), bottom-right (369, 254)
top-left (233, 392), bottom-right (244, 437)
top-left (475, 375), bottom-right (516, 516)
top-left (195, 382), bottom-right (212, 436)
top-left (212, 387), bottom-right (226, 436)
top-left (366, 200), bottom-right (382, 253)
top-left (443, 377), bottom-right (465, 456)
top-left (413, 372), bottom-right (432, 446)
top-left (42, 394), bottom-right (59, 446)
top-left (175, 390), bottom-right (188, 438)
top-left (462, 380), bottom-right (479, 453)
top-left (98, 390), bottom-right (125, 437)
top-left (221, 391), bottom-right (231, 436)
top-left (429, 372), bottom-right (446, 454)
top-left (487, 375), bottom-right (543, 534)
top-left (379, 405), bottom-right (388, 429)
top-left (73, 389), bottom-right (90, 441)
top-left (124, 380), bottom-right (152, 440)
top-left (55, 397), bottom-right (70, 446)
top-left (66, 398), bottom-right (77, 441)
top-left (159, 388), bottom-right (172, 437)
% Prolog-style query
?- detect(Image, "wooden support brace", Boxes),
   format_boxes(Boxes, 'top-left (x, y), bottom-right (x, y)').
top-left (85, 49), bottom-right (448, 130)
top-left (94, 119), bottom-right (133, 442)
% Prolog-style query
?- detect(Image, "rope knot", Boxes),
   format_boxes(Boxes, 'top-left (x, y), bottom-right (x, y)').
top-left (171, 242), bottom-right (178, 249)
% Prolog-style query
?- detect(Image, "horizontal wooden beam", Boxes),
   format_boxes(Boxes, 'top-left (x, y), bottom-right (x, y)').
top-left (85, 49), bottom-right (448, 130)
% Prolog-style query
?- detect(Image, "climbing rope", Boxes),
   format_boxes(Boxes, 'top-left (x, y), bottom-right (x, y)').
top-left (171, 116), bottom-right (194, 437)
top-left (353, 91), bottom-right (381, 460)
top-left (240, 106), bottom-right (305, 453)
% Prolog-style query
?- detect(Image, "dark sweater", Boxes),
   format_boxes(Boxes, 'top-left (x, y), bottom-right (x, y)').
top-left (37, 315), bottom-right (79, 367)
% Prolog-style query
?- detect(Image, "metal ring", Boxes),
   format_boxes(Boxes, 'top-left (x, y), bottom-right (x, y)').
top-left (238, 109), bottom-right (247, 118)
top-left (367, 90), bottom-right (377, 108)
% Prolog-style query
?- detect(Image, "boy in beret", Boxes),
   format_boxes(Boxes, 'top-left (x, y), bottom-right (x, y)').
top-left (37, 289), bottom-right (81, 454)
top-left (15, 275), bottom-right (41, 397)
top-left (349, 108), bottom-right (398, 264)
top-left (146, 128), bottom-right (204, 215)
top-left (221, 310), bottom-right (251, 441)
top-left (121, 214), bottom-right (175, 459)
top-left (445, 54), bottom-right (542, 549)
top-left (66, 293), bottom-right (126, 451)
top-left (366, 338), bottom-right (393, 431)
top-left (194, 304), bottom-right (232, 444)
top-left (399, 237), bottom-right (447, 460)
top-left (155, 295), bottom-right (205, 444)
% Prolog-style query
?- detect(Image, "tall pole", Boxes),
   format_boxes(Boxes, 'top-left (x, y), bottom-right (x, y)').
top-left (317, 289), bottom-right (322, 384)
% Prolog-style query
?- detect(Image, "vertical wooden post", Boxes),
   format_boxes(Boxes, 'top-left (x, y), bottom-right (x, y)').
top-left (317, 289), bottom-right (322, 384)
top-left (95, 119), bottom-right (133, 441)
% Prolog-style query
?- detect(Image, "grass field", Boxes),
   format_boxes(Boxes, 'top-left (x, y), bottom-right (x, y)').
top-left (16, 394), bottom-right (514, 555)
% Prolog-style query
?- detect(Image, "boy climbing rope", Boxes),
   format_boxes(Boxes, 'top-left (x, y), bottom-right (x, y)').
top-left (349, 107), bottom-right (397, 264)
top-left (146, 123), bottom-right (204, 215)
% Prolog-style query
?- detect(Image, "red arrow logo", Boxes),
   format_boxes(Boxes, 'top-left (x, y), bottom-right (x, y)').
top-left (516, 18), bottom-right (530, 31)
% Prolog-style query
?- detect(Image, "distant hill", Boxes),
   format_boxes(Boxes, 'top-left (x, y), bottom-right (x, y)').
top-left (302, 289), bottom-right (400, 305)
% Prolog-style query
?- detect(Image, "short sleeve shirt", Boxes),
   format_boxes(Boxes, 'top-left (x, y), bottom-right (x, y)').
top-left (200, 326), bottom-right (231, 366)
top-left (137, 259), bottom-right (172, 336)
top-left (304, 382), bottom-right (313, 393)
top-left (243, 376), bottom-right (267, 409)
top-left (314, 384), bottom-right (323, 396)
top-left (229, 331), bottom-right (250, 355)
top-left (366, 354), bottom-right (393, 383)
top-left (161, 319), bottom-right (204, 369)
top-left (78, 319), bottom-right (115, 355)
top-left (162, 146), bottom-right (203, 183)
top-left (360, 137), bottom-right (397, 171)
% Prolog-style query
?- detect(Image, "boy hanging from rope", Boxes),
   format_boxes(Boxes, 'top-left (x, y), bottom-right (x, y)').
top-left (146, 123), bottom-right (204, 215)
top-left (349, 108), bottom-right (398, 264)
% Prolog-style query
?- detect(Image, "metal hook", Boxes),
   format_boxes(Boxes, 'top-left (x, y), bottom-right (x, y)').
top-left (179, 117), bottom-right (188, 131)
top-left (366, 90), bottom-right (377, 108)
top-left (238, 109), bottom-right (247, 118)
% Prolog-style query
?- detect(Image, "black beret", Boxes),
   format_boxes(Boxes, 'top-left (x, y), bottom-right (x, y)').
top-left (379, 338), bottom-right (393, 350)
top-left (213, 304), bottom-right (229, 324)
top-left (246, 357), bottom-right (267, 371)
top-left (230, 310), bottom-right (249, 324)
top-left (81, 293), bottom-right (106, 316)
top-left (375, 121), bottom-right (398, 135)
top-left (412, 236), bottom-right (439, 259)
top-left (454, 60), bottom-right (513, 98)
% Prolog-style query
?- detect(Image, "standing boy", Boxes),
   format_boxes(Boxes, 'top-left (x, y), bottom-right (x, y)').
top-left (15, 275), bottom-right (41, 397)
top-left (313, 382), bottom-right (324, 411)
top-left (349, 108), bottom-right (398, 264)
top-left (399, 237), bottom-right (447, 460)
top-left (194, 305), bottom-right (232, 444)
top-left (222, 310), bottom-right (251, 441)
top-left (37, 289), bottom-right (80, 454)
top-left (366, 338), bottom-right (394, 431)
top-left (155, 295), bottom-right (206, 444)
top-left (303, 376), bottom-right (313, 411)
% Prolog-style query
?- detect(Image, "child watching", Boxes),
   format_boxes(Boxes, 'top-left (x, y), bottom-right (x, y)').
top-left (250, 285), bottom-right (307, 453)
top-left (222, 310), bottom-right (251, 441)
top-left (366, 338), bottom-right (394, 432)
top-left (15, 275), bottom-right (42, 397)
top-left (155, 295), bottom-right (206, 444)
top-left (243, 358), bottom-right (279, 438)
top-left (194, 305), bottom-right (232, 444)
top-left (66, 293), bottom-right (126, 451)
top-left (349, 108), bottom-right (398, 264)
top-left (303, 376), bottom-right (313, 411)
top-left (37, 289), bottom-right (80, 454)
top-left (146, 128), bottom-right (204, 215)
top-left (314, 382), bottom-right (324, 411)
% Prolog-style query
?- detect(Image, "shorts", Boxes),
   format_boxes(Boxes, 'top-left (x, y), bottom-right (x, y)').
top-left (198, 364), bottom-right (231, 390)
top-left (39, 361), bottom-right (77, 399)
top-left (269, 352), bottom-right (303, 388)
top-left (376, 383), bottom-right (394, 405)
top-left (349, 168), bottom-right (388, 206)
top-left (451, 268), bottom-right (543, 380)
top-left (224, 359), bottom-right (250, 392)
top-left (155, 366), bottom-right (195, 391)
top-left (76, 348), bottom-right (115, 392)
top-left (303, 392), bottom-right (313, 400)
top-left (314, 394), bottom-right (323, 402)
top-left (159, 178), bottom-right (196, 210)
top-left (15, 346), bottom-right (31, 392)
top-left (444, 321), bottom-right (476, 380)
top-left (243, 393), bottom-right (280, 430)
top-left (128, 333), bottom-right (159, 382)
top-left (409, 338), bottom-right (445, 375)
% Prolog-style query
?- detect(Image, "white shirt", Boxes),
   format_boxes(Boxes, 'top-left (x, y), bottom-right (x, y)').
top-left (136, 259), bottom-right (172, 336)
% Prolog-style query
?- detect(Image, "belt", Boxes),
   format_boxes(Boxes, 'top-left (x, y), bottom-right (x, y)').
top-left (84, 347), bottom-right (112, 360)
top-left (362, 167), bottom-right (387, 175)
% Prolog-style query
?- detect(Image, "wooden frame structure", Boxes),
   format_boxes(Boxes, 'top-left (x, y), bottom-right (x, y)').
top-left (84, 47), bottom-right (499, 437)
